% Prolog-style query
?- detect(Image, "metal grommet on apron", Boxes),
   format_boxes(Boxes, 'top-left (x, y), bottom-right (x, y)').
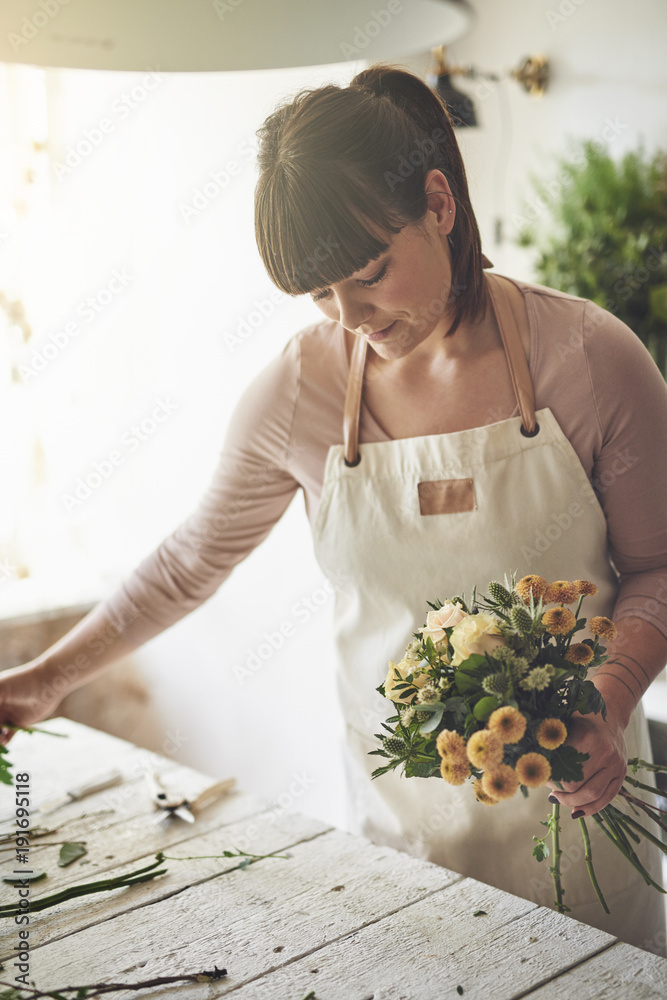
top-left (312, 270), bottom-right (665, 952)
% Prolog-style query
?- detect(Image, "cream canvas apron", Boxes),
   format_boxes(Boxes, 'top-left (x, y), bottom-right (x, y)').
top-left (312, 271), bottom-right (665, 952)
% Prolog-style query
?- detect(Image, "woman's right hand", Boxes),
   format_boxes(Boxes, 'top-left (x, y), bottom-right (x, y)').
top-left (0, 661), bottom-right (63, 745)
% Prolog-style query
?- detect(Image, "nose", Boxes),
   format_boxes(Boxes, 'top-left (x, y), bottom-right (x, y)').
top-left (335, 288), bottom-right (373, 334)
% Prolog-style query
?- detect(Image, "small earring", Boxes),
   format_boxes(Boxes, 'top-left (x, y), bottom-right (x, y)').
top-left (448, 210), bottom-right (452, 214)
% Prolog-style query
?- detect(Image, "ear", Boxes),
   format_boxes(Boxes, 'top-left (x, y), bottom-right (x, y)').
top-left (424, 169), bottom-right (455, 234)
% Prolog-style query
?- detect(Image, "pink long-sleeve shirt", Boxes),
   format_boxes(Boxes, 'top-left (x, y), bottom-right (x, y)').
top-left (101, 276), bottom-right (667, 645)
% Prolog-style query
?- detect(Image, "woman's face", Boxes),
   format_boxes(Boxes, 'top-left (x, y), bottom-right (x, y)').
top-left (308, 175), bottom-right (457, 364)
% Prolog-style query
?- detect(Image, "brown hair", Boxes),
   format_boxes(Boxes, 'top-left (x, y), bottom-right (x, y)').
top-left (254, 64), bottom-right (486, 336)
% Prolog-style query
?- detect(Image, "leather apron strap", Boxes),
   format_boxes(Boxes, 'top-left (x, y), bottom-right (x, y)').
top-left (343, 270), bottom-right (537, 466)
top-left (485, 273), bottom-right (538, 437)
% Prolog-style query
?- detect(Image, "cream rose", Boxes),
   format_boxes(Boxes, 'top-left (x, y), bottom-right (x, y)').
top-left (384, 656), bottom-right (431, 704)
top-left (420, 603), bottom-right (469, 645)
top-left (450, 612), bottom-right (505, 666)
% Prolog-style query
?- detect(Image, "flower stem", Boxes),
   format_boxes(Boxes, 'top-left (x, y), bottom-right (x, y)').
top-left (627, 757), bottom-right (667, 774)
top-left (579, 816), bottom-right (609, 913)
top-left (0, 855), bottom-right (167, 918)
top-left (593, 811), bottom-right (665, 892)
top-left (622, 774), bottom-right (667, 797)
top-left (550, 801), bottom-right (567, 912)
top-left (606, 805), bottom-right (667, 859)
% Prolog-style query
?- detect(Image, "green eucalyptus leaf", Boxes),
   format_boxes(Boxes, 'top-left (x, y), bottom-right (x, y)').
top-left (418, 705), bottom-right (445, 734)
top-left (3, 870), bottom-right (47, 883)
top-left (58, 842), bottom-right (87, 867)
top-left (473, 696), bottom-right (499, 722)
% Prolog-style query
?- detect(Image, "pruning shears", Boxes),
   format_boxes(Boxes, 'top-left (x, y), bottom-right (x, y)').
top-left (145, 771), bottom-right (236, 825)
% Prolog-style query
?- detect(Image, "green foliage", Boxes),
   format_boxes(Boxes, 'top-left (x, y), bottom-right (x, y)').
top-left (58, 842), bottom-right (87, 867)
top-left (0, 744), bottom-right (11, 786)
top-left (550, 745), bottom-right (589, 784)
top-left (517, 140), bottom-right (667, 375)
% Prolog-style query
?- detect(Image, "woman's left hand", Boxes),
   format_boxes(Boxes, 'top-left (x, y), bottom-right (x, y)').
top-left (546, 708), bottom-right (627, 818)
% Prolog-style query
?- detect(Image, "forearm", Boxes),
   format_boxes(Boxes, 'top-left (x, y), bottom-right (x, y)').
top-left (594, 616), bottom-right (667, 730)
top-left (31, 597), bottom-right (158, 700)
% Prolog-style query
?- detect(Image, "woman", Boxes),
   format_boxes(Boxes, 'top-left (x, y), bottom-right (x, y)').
top-left (2, 65), bottom-right (666, 951)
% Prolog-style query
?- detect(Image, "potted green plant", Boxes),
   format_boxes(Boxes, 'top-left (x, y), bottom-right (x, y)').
top-left (516, 140), bottom-right (667, 376)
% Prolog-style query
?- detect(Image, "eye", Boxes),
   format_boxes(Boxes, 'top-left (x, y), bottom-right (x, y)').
top-left (310, 264), bottom-right (389, 303)
top-left (358, 263), bottom-right (388, 287)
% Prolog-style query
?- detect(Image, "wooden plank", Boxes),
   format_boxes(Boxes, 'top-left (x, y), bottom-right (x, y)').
top-left (1, 808), bottom-right (333, 957)
top-left (203, 883), bottom-right (615, 1000)
top-left (522, 940), bottom-right (667, 998)
top-left (0, 718), bottom-right (151, 809)
top-left (18, 829), bottom-right (463, 991)
top-left (1, 759), bottom-right (269, 896)
top-left (1, 759), bottom-right (267, 879)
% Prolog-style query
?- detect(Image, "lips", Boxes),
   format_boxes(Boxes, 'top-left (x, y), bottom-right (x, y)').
top-left (365, 321), bottom-right (396, 342)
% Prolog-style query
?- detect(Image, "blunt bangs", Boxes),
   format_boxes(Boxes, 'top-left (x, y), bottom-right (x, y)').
top-left (255, 162), bottom-right (406, 297)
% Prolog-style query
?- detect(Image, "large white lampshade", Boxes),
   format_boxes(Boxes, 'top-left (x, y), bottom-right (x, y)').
top-left (0, 0), bottom-right (472, 72)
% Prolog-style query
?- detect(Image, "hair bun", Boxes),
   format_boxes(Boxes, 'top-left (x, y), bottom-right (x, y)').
top-left (351, 64), bottom-right (421, 111)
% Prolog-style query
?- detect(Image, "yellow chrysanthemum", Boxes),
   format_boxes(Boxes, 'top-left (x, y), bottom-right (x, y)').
top-left (542, 606), bottom-right (577, 636)
top-left (515, 752), bottom-right (552, 788)
top-left (473, 778), bottom-right (498, 805)
top-left (515, 575), bottom-right (548, 602)
top-left (574, 580), bottom-right (598, 597)
top-left (488, 706), bottom-right (527, 744)
top-left (481, 764), bottom-right (521, 802)
top-left (537, 717), bottom-right (568, 750)
top-left (566, 642), bottom-right (594, 666)
top-left (543, 580), bottom-right (579, 605)
top-left (589, 616), bottom-right (618, 642)
top-left (436, 729), bottom-right (468, 764)
top-left (466, 730), bottom-right (504, 769)
top-left (440, 758), bottom-right (470, 785)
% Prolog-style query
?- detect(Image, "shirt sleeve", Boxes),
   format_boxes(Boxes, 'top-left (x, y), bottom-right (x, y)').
top-left (98, 335), bottom-right (303, 646)
top-left (583, 300), bottom-right (667, 638)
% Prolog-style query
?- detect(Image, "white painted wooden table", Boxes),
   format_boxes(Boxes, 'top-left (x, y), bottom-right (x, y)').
top-left (1, 719), bottom-right (666, 999)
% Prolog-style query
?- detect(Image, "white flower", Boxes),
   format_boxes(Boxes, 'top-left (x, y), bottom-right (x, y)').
top-left (420, 603), bottom-right (468, 646)
top-left (384, 657), bottom-right (431, 704)
top-left (450, 612), bottom-right (505, 666)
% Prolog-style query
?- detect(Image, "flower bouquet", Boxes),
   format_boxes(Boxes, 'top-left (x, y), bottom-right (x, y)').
top-left (370, 574), bottom-right (667, 914)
